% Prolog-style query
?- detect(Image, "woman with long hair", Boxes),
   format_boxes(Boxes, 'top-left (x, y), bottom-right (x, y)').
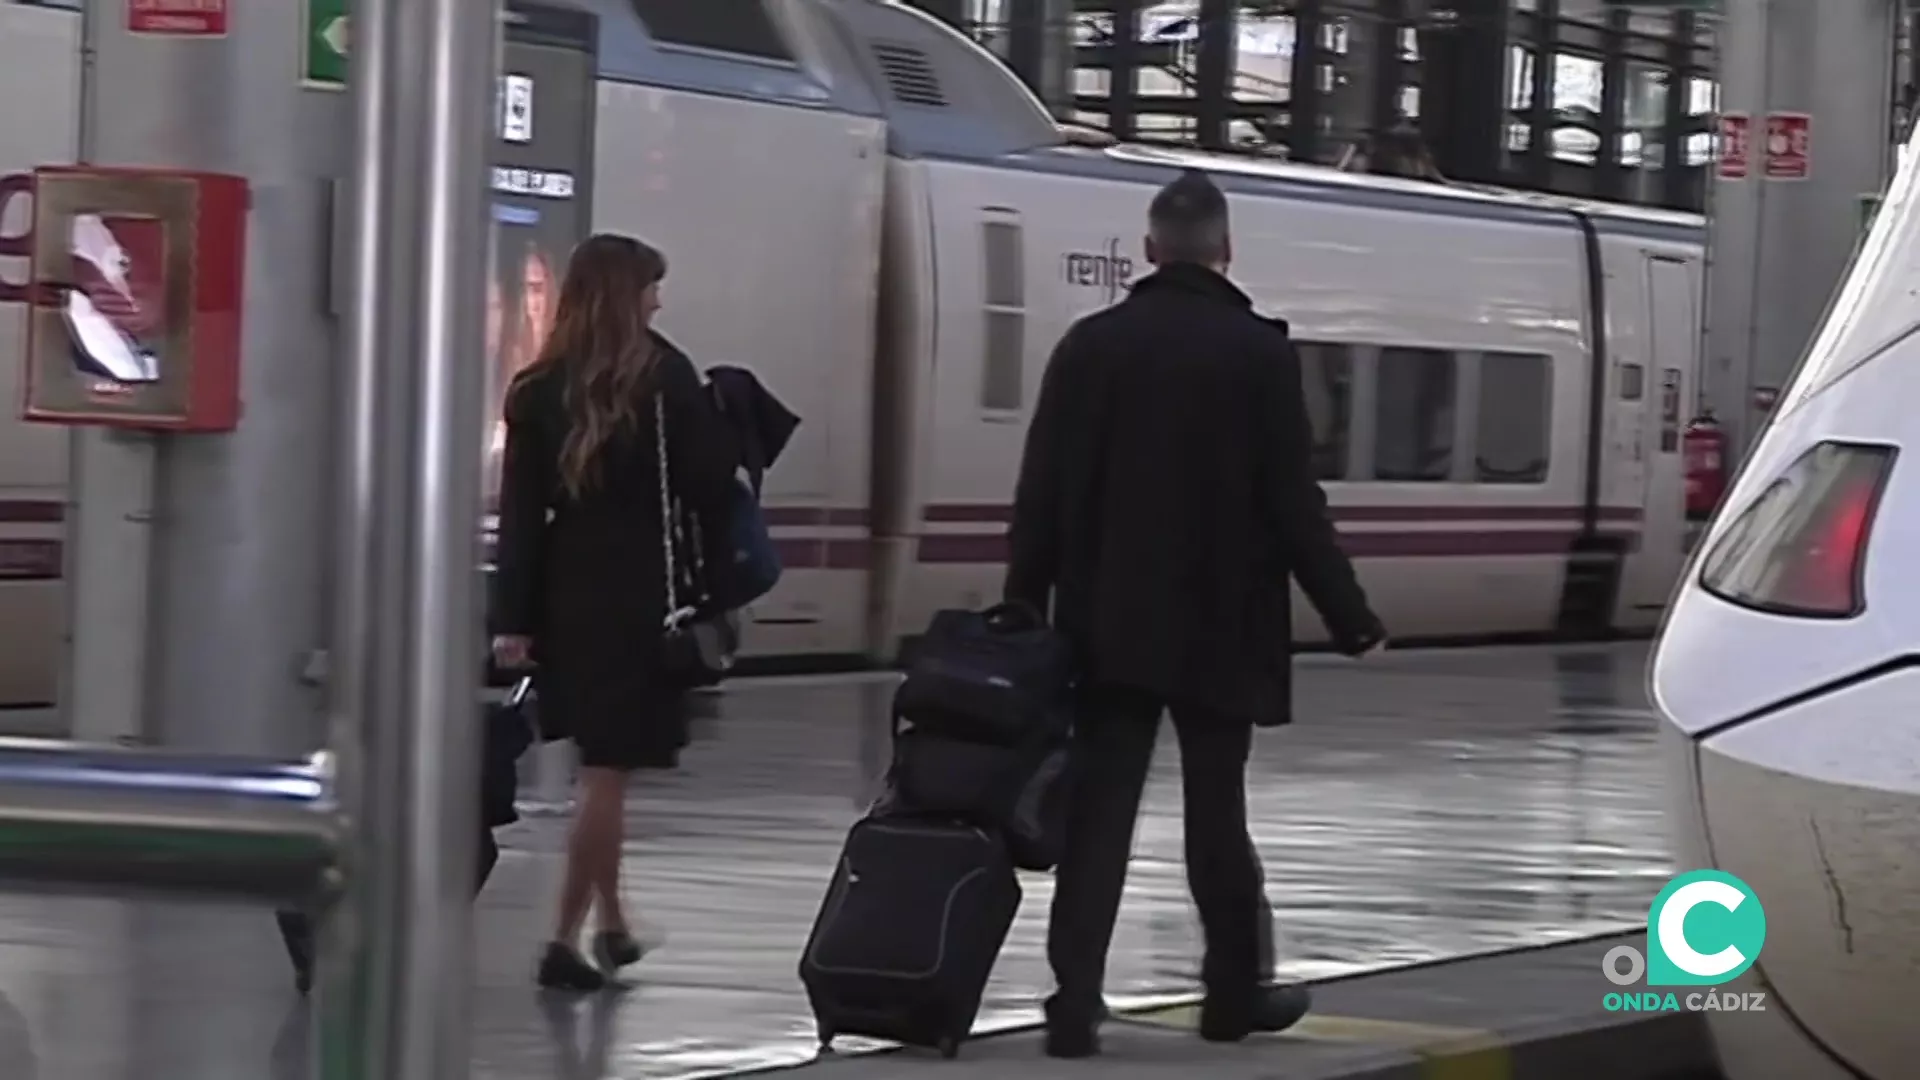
top-left (489, 233), bottom-right (737, 991)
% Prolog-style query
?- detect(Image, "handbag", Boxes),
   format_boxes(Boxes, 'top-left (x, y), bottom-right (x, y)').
top-left (655, 392), bottom-right (740, 690)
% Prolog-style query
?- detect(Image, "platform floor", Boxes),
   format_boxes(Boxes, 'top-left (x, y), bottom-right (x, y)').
top-left (0, 642), bottom-right (1673, 1079)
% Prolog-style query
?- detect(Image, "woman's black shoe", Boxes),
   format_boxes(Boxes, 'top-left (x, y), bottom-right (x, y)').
top-left (591, 929), bottom-right (645, 972)
top-left (537, 942), bottom-right (607, 992)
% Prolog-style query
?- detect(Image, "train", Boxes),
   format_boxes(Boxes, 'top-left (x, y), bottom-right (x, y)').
top-left (0, 0), bottom-right (1706, 708)
top-left (1650, 92), bottom-right (1920, 1080)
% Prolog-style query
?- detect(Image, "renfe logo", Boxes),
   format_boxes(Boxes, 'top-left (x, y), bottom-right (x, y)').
top-left (1602, 869), bottom-right (1770, 1014)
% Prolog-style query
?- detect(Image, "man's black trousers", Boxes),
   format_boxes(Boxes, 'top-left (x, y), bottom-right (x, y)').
top-left (1047, 683), bottom-right (1268, 1016)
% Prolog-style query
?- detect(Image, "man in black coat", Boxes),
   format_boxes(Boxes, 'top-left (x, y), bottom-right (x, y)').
top-left (1005, 168), bottom-right (1385, 1058)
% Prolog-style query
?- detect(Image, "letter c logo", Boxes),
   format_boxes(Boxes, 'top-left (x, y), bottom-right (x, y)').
top-left (1658, 880), bottom-right (1747, 978)
top-left (1646, 870), bottom-right (1766, 987)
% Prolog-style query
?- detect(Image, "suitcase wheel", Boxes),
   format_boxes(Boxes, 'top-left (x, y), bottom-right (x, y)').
top-left (937, 1036), bottom-right (960, 1059)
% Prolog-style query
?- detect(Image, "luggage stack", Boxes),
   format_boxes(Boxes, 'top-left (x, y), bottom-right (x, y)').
top-left (799, 604), bottom-right (1076, 1058)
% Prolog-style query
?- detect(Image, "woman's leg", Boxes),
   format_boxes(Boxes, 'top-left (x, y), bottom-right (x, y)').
top-left (589, 767), bottom-right (630, 935)
top-left (537, 761), bottom-right (622, 990)
top-left (552, 765), bottom-right (623, 943)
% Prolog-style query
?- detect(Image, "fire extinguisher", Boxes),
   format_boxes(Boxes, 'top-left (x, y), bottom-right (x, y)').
top-left (1683, 412), bottom-right (1728, 521)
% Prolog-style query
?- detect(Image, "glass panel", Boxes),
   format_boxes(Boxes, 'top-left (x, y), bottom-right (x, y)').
top-left (1476, 352), bottom-right (1552, 484)
top-left (1295, 341), bottom-right (1353, 480)
top-left (1373, 347), bottom-right (1455, 482)
top-left (981, 310), bottom-right (1024, 411)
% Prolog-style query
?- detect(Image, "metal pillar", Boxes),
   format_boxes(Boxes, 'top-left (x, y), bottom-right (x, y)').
top-left (1521, 0), bottom-right (1560, 190)
top-left (905, 0), bottom-right (967, 26)
top-left (1005, 0), bottom-right (1076, 117)
top-left (1327, 0), bottom-right (1377, 156)
top-left (1661, 10), bottom-right (1702, 211)
top-left (319, 0), bottom-right (497, 1074)
top-left (1291, 0), bottom-right (1329, 161)
top-left (1104, 0), bottom-right (1144, 141)
top-left (1193, 0), bottom-right (1237, 150)
top-left (1420, 0), bottom-right (1510, 184)
top-left (1703, 0), bottom-right (1899, 460)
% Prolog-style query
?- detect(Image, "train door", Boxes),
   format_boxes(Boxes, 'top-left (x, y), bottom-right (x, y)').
top-left (1621, 254), bottom-right (1697, 611)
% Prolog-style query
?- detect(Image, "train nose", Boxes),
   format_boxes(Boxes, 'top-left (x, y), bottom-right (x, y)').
top-left (1690, 668), bottom-right (1920, 1080)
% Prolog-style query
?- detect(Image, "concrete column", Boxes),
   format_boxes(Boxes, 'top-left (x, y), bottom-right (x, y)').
top-left (64, 4), bottom-right (346, 1080)
top-left (66, 0), bottom-right (344, 756)
top-left (1703, 0), bottom-right (1899, 459)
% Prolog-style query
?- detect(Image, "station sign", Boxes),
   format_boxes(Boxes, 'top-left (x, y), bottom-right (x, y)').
top-left (129, 0), bottom-right (228, 37)
top-left (1716, 114), bottom-right (1750, 180)
top-left (1763, 112), bottom-right (1811, 181)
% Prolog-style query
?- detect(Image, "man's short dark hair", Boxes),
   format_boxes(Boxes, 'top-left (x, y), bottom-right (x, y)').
top-left (1148, 168), bottom-right (1229, 265)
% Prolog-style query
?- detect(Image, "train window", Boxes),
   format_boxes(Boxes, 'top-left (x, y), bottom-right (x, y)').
top-left (1372, 347), bottom-right (1456, 481)
top-left (980, 217), bottom-right (1026, 411)
top-left (1294, 342), bottom-right (1352, 480)
top-left (626, 0), bottom-right (794, 63)
top-left (1619, 362), bottom-right (1645, 400)
top-left (1475, 352), bottom-right (1552, 483)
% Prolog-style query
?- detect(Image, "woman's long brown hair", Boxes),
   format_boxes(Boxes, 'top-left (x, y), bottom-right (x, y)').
top-left (522, 233), bottom-right (668, 497)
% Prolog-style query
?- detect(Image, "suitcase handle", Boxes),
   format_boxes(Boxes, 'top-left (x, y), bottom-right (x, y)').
top-left (982, 601), bottom-right (1044, 633)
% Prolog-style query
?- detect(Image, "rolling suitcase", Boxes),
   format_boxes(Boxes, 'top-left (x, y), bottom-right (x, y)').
top-left (799, 816), bottom-right (1021, 1058)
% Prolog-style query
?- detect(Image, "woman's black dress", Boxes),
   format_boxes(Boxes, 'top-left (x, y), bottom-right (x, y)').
top-left (489, 342), bottom-right (737, 770)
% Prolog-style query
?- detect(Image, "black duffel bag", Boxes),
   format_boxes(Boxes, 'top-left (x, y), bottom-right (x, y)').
top-left (893, 602), bottom-right (1074, 745)
top-left (880, 718), bottom-right (1073, 872)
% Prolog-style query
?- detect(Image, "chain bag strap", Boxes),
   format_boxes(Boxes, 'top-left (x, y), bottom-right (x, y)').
top-left (655, 392), bottom-right (690, 631)
top-left (655, 390), bottom-right (737, 685)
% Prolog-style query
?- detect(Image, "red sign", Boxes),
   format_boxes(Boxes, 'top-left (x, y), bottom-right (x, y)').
top-left (127, 0), bottom-right (227, 36)
top-left (1765, 112), bottom-right (1811, 180)
top-left (1717, 114), bottom-right (1750, 179)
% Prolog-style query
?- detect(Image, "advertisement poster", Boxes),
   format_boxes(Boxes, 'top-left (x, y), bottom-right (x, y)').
top-left (64, 212), bottom-right (167, 393)
top-left (484, 16), bottom-right (594, 500)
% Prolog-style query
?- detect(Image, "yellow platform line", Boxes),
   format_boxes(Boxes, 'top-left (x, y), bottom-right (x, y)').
top-left (1118, 1003), bottom-right (1512, 1080)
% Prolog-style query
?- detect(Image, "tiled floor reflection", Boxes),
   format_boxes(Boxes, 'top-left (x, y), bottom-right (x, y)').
top-left (0, 643), bottom-right (1672, 1079)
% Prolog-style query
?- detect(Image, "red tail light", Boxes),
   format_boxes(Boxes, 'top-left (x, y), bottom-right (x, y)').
top-left (1698, 442), bottom-right (1896, 618)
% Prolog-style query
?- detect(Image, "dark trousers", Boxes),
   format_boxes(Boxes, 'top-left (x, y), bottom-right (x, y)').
top-left (1048, 684), bottom-right (1266, 1016)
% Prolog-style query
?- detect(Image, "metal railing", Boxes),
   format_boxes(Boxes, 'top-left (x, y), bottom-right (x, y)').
top-left (0, 740), bottom-right (337, 903)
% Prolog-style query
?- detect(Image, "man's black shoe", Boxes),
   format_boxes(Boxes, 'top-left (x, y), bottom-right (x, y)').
top-left (1198, 982), bottom-right (1312, 1042)
top-left (1042, 996), bottom-right (1105, 1058)
top-left (1043, 1022), bottom-right (1101, 1059)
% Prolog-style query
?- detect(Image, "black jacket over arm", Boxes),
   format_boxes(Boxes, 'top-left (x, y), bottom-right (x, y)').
top-left (1005, 263), bottom-right (1383, 726)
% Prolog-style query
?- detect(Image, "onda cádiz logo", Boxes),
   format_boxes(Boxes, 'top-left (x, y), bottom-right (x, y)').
top-left (1602, 870), bottom-right (1769, 1014)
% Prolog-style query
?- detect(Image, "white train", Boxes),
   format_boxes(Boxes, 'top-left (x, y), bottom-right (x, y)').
top-left (0, 0), bottom-right (1706, 708)
top-left (1650, 93), bottom-right (1920, 1080)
